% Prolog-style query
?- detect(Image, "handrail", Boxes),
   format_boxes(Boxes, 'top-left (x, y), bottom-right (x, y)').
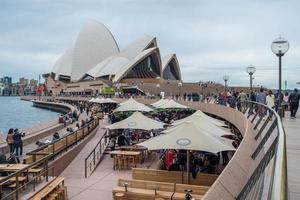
top-left (27, 118), bottom-right (98, 154)
top-left (237, 101), bottom-right (288, 200)
top-left (84, 129), bottom-right (110, 178)
top-left (270, 110), bottom-right (288, 200)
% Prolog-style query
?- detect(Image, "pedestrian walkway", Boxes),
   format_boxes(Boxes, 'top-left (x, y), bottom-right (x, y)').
top-left (282, 111), bottom-right (300, 200)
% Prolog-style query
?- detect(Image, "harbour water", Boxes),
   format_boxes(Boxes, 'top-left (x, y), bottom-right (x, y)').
top-left (0, 97), bottom-right (60, 134)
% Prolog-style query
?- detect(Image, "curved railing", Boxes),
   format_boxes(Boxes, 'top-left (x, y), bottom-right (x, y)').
top-left (235, 101), bottom-right (288, 200)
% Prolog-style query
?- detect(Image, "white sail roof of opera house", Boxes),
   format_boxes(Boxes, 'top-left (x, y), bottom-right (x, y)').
top-left (82, 35), bottom-right (163, 82)
top-left (162, 54), bottom-right (181, 80)
top-left (50, 21), bottom-right (120, 81)
top-left (49, 20), bottom-right (182, 83)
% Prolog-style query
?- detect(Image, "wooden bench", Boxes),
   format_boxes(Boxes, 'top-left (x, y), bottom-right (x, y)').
top-left (172, 184), bottom-right (209, 200)
top-left (132, 168), bottom-right (218, 186)
top-left (28, 176), bottom-right (67, 200)
top-left (113, 178), bottom-right (175, 200)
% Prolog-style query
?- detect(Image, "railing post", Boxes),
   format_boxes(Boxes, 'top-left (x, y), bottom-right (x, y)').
top-left (85, 158), bottom-right (87, 178)
top-left (93, 150), bottom-right (96, 166)
top-left (15, 175), bottom-right (19, 200)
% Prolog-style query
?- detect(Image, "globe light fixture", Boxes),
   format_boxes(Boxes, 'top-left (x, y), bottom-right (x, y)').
top-left (223, 75), bottom-right (229, 94)
top-left (246, 65), bottom-right (256, 91)
top-left (271, 36), bottom-right (289, 118)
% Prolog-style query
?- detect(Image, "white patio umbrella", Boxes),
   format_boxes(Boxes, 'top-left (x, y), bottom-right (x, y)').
top-left (138, 121), bottom-right (235, 183)
top-left (153, 99), bottom-right (188, 109)
top-left (89, 97), bottom-right (96, 102)
top-left (173, 110), bottom-right (224, 127)
top-left (93, 97), bottom-right (117, 104)
top-left (106, 111), bottom-right (164, 130)
top-left (114, 98), bottom-right (153, 112)
top-left (151, 98), bottom-right (167, 107)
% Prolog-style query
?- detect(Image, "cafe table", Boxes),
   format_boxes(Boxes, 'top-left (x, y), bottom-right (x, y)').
top-left (110, 150), bottom-right (141, 170)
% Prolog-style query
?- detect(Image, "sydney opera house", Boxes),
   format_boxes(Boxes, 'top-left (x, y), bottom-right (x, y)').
top-left (43, 21), bottom-right (185, 96)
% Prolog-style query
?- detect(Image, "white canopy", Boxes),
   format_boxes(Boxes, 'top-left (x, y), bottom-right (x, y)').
top-left (106, 111), bottom-right (164, 130)
top-left (152, 99), bottom-right (188, 109)
top-left (89, 97), bottom-right (96, 102)
top-left (114, 98), bottom-right (153, 112)
top-left (138, 121), bottom-right (235, 153)
top-left (173, 110), bottom-right (225, 127)
top-left (93, 97), bottom-right (117, 104)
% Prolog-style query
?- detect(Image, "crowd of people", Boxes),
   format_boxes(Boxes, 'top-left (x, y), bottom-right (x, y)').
top-left (216, 88), bottom-right (300, 118)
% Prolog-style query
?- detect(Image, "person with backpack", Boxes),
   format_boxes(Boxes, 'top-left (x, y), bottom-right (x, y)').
top-left (13, 129), bottom-right (25, 156)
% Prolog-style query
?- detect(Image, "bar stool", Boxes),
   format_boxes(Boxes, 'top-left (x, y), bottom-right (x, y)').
top-left (115, 155), bottom-right (123, 170)
top-left (127, 156), bottom-right (135, 168)
top-left (120, 156), bottom-right (129, 170)
top-left (114, 192), bottom-right (125, 200)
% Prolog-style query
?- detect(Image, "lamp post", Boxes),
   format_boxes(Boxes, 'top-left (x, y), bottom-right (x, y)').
top-left (156, 83), bottom-right (160, 98)
top-left (223, 75), bottom-right (229, 95)
top-left (246, 65), bottom-right (256, 91)
top-left (178, 81), bottom-right (182, 100)
top-left (271, 36), bottom-right (289, 118)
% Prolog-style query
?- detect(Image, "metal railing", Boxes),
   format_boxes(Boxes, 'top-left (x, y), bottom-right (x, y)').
top-left (236, 101), bottom-right (288, 200)
top-left (0, 154), bottom-right (53, 200)
top-left (84, 130), bottom-right (110, 178)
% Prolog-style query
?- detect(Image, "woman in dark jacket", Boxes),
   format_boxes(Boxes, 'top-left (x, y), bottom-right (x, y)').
top-left (13, 129), bottom-right (25, 156)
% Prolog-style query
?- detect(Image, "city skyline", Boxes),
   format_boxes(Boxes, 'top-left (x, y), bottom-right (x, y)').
top-left (0, 0), bottom-right (300, 88)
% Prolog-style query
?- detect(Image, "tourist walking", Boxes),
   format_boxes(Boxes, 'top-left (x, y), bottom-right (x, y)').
top-left (6, 128), bottom-right (14, 153)
top-left (256, 88), bottom-right (267, 118)
top-left (13, 129), bottom-right (25, 156)
top-left (288, 88), bottom-right (300, 118)
top-left (266, 90), bottom-right (275, 117)
top-left (238, 90), bottom-right (247, 112)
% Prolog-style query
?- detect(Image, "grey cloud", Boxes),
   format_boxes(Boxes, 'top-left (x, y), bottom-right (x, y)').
top-left (0, 0), bottom-right (299, 88)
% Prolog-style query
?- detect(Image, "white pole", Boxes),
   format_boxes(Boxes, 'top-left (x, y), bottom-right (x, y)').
top-left (186, 150), bottom-right (189, 184)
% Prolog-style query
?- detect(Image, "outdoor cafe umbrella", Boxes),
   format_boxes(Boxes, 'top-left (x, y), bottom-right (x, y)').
top-left (89, 97), bottom-right (96, 102)
top-left (106, 111), bottom-right (165, 130)
top-left (93, 97), bottom-right (117, 104)
top-left (138, 121), bottom-right (235, 183)
top-left (152, 99), bottom-right (188, 109)
top-left (114, 98), bottom-right (153, 112)
top-left (173, 110), bottom-right (224, 127)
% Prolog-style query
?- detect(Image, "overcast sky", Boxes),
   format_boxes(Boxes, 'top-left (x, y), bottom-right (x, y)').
top-left (0, 0), bottom-right (299, 88)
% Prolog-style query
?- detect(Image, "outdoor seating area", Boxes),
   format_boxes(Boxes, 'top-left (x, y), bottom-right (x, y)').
top-left (132, 168), bottom-right (218, 186)
top-left (0, 155), bottom-right (51, 199)
top-left (28, 176), bottom-right (67, 200)
top-left (112, 175), bottom-right (210, 200)
top-left (110, 150), bottom-right (141, 170)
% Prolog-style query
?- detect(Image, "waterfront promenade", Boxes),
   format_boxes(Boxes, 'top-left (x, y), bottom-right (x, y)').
top-left (283, 111), bottom-right (300, 200)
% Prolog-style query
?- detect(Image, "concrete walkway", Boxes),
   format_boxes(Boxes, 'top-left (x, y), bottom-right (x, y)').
top-left (283, 111), bottom-right (300, 200)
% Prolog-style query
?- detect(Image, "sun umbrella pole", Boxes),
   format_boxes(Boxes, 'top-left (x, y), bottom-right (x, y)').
top-left (186, 150), bottom-right (189, 184)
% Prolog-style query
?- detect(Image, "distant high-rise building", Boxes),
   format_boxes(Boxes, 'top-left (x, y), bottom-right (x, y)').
top-left (3, 76), bottom-right (12, 85)
top-left (19, 77), bottom-right (29, 86)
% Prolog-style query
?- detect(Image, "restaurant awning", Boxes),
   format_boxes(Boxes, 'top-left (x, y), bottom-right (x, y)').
top-left (152, 99), bottom-right (188, 109)
top-left (138, 121), bottom-right (235, 153)
top-left (114, 98), bottom-right (153, 112)
top-left (106, 111), bottom-right (164, 130)
top-left (173, 110), bottom-right (225, 127)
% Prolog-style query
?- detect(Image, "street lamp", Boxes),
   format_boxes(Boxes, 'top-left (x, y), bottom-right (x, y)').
top-left (156, 83), bottom-right (160, 98)
top-left (246, 65), bottom-right (256, 91)
top-left (223, 75), bottom-right (229, 95)
top-left (271, 36), bottom-right (289, 118)
top-left (178, 81), bottom-right (182, 99)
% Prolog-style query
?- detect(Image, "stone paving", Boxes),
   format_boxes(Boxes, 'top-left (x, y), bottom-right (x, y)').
top-left (283, 111), bottom-right (300, 200)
